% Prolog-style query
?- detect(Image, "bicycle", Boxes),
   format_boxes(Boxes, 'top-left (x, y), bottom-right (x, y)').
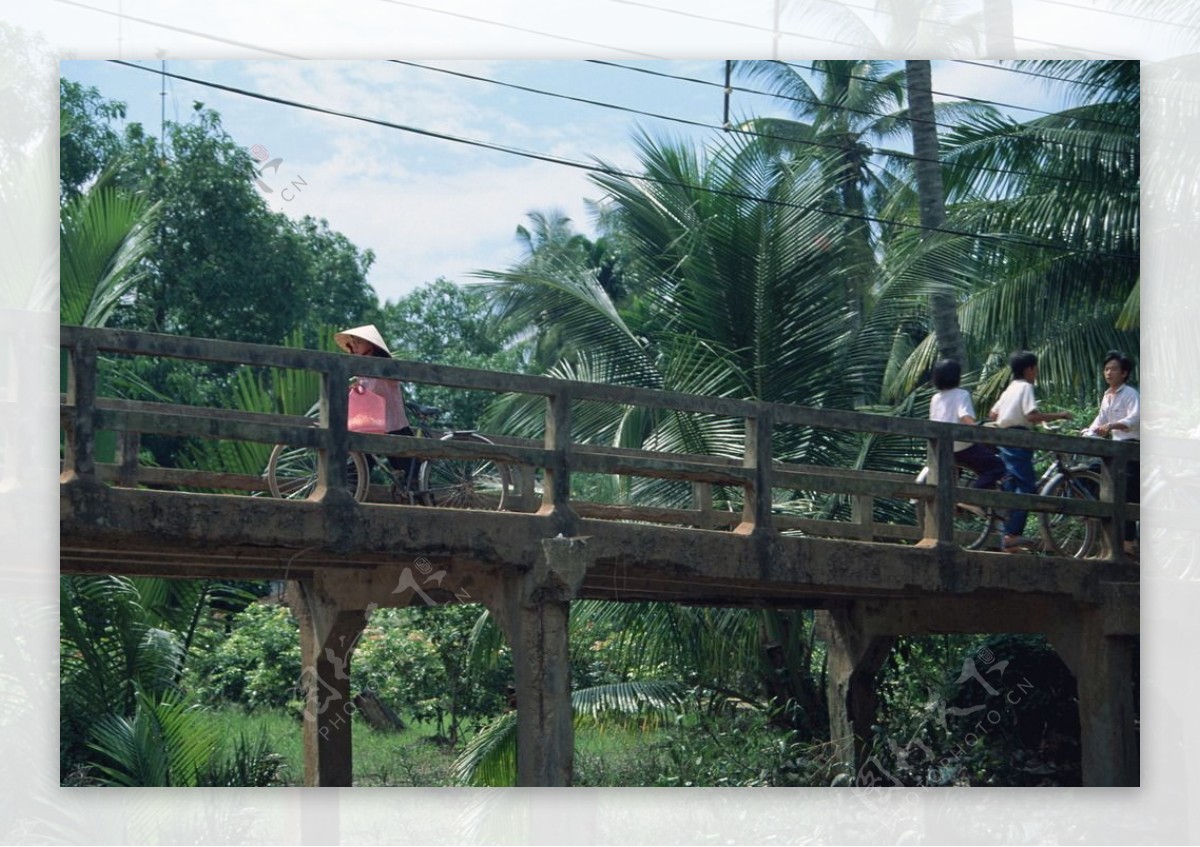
top-left (917, 429), bottom-right (1103, 556)
top-left (265, 398), bottom-right (510, 510)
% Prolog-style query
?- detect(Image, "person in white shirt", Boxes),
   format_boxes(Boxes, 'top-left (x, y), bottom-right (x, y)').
top-left (1082, 350), bottom-right (1140, 556)
top-left (1082, 350), bottom-right (1139, 441)
top-left (988, 350), bottom-right (1072, 552)
top-left (929, 358), bottom-right (1004, 490)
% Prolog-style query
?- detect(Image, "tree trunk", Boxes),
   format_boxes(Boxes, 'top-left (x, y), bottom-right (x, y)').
top-left (906, 60), bottom-right (968, 368)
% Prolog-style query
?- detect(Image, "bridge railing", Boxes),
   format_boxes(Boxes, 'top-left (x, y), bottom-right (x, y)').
top-left (60, 327), bottom-right (1139, 557)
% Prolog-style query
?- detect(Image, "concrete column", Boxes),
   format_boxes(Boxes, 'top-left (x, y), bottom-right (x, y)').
top-left (289, 578), bottom-right (370, 787)
top-left (816, 604), bottom-right (895, 777)
top-left (486, 537), bottom-right (588, 786)
top-left (1046, 609), bottom-right (1139, 786)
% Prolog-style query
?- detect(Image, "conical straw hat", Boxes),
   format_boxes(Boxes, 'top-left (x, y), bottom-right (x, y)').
top-left (334, 324), bottom-right (392, 357)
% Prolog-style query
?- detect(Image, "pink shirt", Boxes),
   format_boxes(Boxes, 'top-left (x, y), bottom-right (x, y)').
top-left (354, 377), bottom-right (410, 432)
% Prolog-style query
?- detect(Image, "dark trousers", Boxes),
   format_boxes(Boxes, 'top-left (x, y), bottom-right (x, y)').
top-left (373, 426), bottom-right (417, 488)
top-left (954, 443), bottom-right (1006, 490)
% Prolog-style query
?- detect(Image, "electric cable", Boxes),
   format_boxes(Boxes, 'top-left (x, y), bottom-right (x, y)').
top-left (106, 59), bottom-right (1138, 262)
top-left (391, 60), bottom-right (1122, 188)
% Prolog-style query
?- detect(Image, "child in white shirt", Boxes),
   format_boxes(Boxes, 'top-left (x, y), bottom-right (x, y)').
top-left (988, 350), bottom-right (1072, 551)
top-left (929, 359), bottom-right (1004, 490)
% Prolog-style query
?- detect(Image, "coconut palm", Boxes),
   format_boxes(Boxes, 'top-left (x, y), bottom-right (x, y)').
top-left (883, 59), bottom-right (1140, 404)
top-left (60, 168), bottom-right (158, 328)
top-left (463, 128), bottom-right (931, 787)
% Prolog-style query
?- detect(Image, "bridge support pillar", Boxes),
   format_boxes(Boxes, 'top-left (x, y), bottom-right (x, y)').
top-left (289, 578), bottom-right (371, 787)
top-left (1046, 608), bottom-right (1139, 786)
top-left (486, 537), bottom-right (589, 786)
top-left (816, 604), bottom-right (895, 780)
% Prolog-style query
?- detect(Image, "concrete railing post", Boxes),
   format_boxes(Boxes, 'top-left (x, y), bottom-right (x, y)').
top-left (63, 339), bottom-right (98, 482)
top-left (319, 360), bottom-right (353, 501)
top-left (538, 387), bottom-right (577, 535)
top-left (921, 433), bottom-right (956, 547)
top-left (736, 404), bottom-right (774, 535)
top-left (1099, 444), bottom-right (1133, 561)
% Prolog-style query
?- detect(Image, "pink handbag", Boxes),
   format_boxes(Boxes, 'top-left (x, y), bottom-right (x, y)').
top-left (347, 383), bottom-right (387, 433)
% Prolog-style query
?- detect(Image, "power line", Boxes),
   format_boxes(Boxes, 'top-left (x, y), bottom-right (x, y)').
top-left (817, 0), bottom-right (1135, 58)
top-left (51, 0), bottom-right (305, 58)
top-left (782, 60), bottom-right (1137, 131)
top-left (1032, 0), bottom-right (1200, 33)
top-left (588, 59), bottom-right (1136, 159)
top-left (603, 0), bottom-right (1134, 60)
top-left (604, 0), bottom-right (871, 50)
top-left (371, 0), bottom-right (663, 58)
top-left (105, 59), bottom-right (1137, 262)
top-left (949, 59), bottom-right (1129, 94)
top-left (397, 60), bottom-right (1126, 189)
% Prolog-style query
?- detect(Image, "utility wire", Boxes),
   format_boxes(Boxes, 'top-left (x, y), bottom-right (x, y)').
top-left (780, 60), bottom-right (1138, 130)
top-left (604, 0), bottom-right (1133, 60)
top-left (587, 59), bottom-right (1137, 157)
top-left (106, 59), bottom-right (1138, 262)
top-left (950, 59), bottom-right (1131, 94)
top-left (396, 60), bottom-right (1126, 189)
top-left (1033, 0), bottom-right (1200, 33)
top-left (51, 0), bottom-right (305, 57)
top-left (372, 0), bottom-right (663, 58)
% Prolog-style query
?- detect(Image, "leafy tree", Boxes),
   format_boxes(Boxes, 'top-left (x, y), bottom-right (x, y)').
top-left (59, 79), bottom-right (127, 201)
top-left (186, 604), bottom-right (302, 712)
top-left (376, 279), bottom-right (530, 428)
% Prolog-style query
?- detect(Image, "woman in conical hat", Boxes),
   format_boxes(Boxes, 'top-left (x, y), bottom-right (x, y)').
top-left (335, 324), bottom-right (393, 358)
top-left (336, 324), bottom-right (414, 480)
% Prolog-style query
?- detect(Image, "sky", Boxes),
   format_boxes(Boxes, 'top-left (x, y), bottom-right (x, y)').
top-left (60, 57), bottom-right (1072, 305)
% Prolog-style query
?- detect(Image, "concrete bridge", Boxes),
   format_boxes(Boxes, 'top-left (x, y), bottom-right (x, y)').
top-left (59, 327), bottom-right (1140, 787)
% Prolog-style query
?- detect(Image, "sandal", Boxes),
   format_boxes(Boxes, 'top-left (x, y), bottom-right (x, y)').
top-left (1001, 535), bottom-right (1039, 553)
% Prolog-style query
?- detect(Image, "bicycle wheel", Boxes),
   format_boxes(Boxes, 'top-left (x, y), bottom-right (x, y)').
top-left (266, 444), bottom-right (369, 502)
top-left (952, 467), bottom-right (999, 550)
top-left (1038, 471), bottom-right (1101, 557)
top-left (418, 432), bottom-right (510, 510)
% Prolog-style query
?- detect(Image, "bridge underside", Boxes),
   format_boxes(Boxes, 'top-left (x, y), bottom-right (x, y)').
top-left (60, 478), bottom-right (1140, 787)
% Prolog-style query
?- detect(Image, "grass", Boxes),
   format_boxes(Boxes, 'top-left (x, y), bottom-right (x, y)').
top-left (196, 706), bottom-right (461, 786)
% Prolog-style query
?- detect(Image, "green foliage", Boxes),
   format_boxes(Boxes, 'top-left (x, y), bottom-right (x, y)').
top-left (353, 605), bottom-right (511, 741)
top-left (61, 575), bottom-right (287, 786)
top-left (60, 171), bottom-right (158, 328)
top-left (59, 79), bottom-right (127, 200)
top-left (351, 608), bottom-right (447, 723)
top-left (376, 279), bottom-right (531, 428)
top-left (84, 691), bottom-right (286, 787)
top-left (870, 634), bottom-right (1082, 786)
top-left (187, 603), bottom-right (302, 712)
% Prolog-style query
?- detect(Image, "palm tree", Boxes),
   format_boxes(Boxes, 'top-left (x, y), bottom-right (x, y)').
top-left (468, 128), bottom-right (913, 784)
top-left (905, 59), bottom-right (968, 368)
top-left (731, 60), bottom-right (909, 330)
top-left (60, 168), bottom-right (158, 328)
top-left (886, 60), bottom-right (1140, 404)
